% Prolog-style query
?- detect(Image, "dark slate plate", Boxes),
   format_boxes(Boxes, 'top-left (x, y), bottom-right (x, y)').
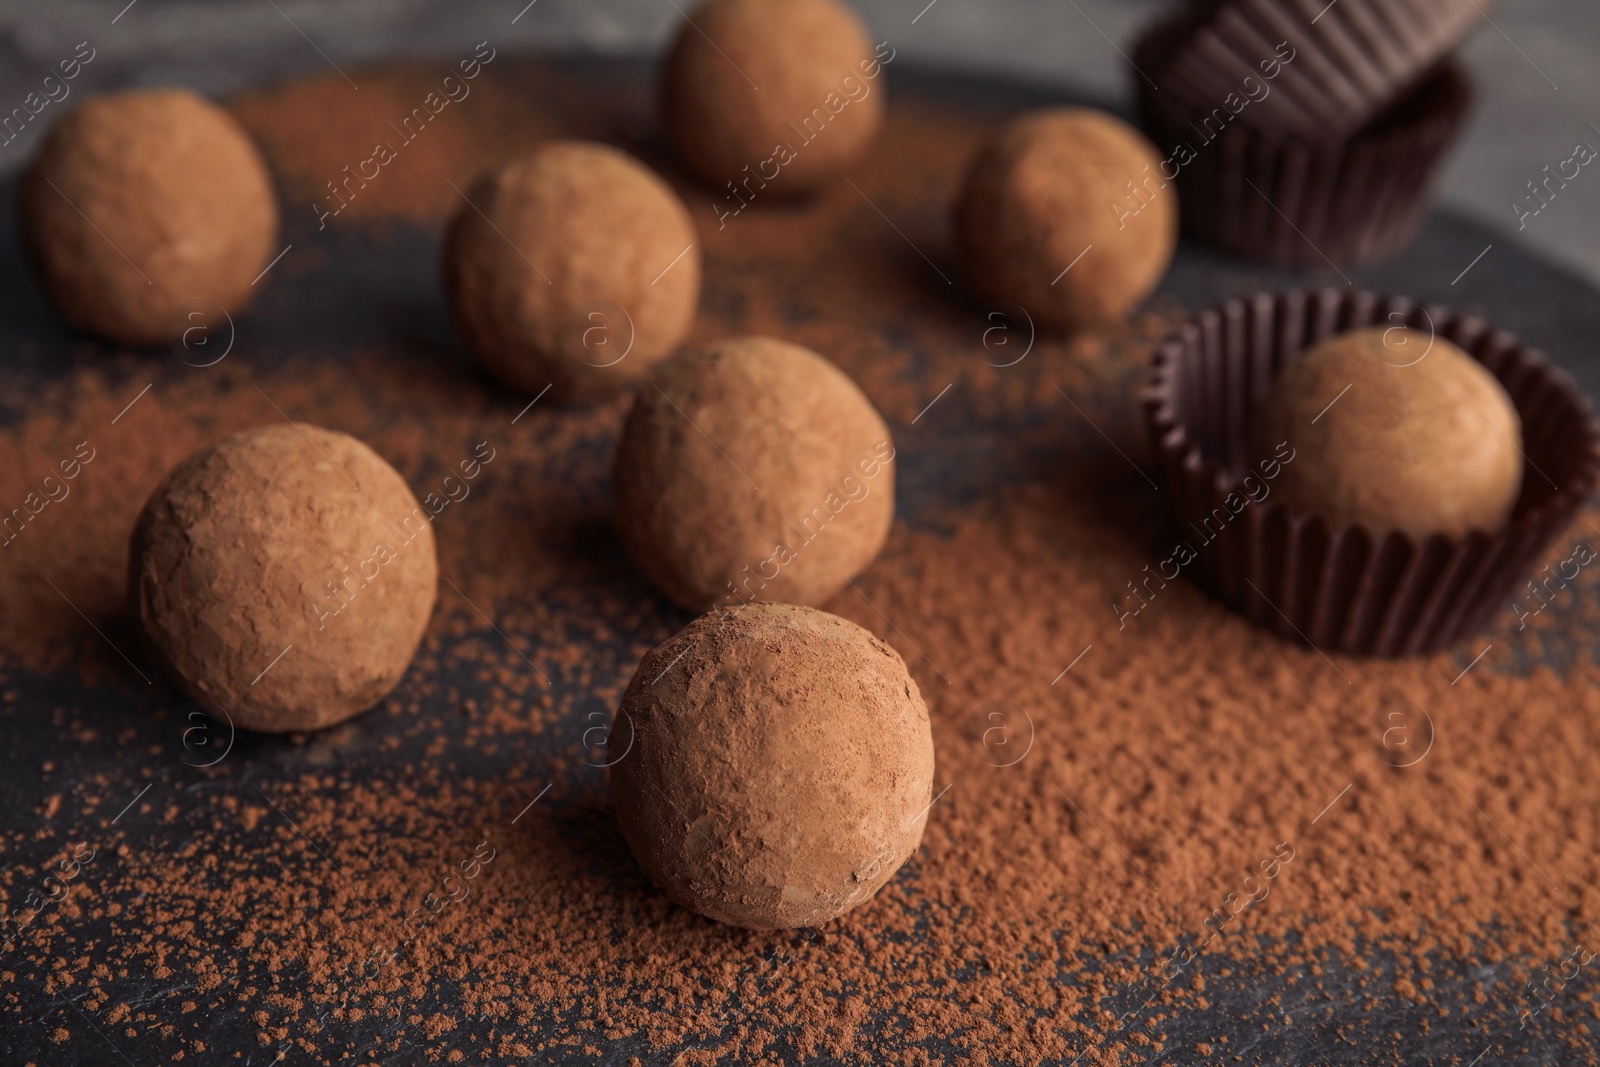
top-left (1, 58), bottom-right (1596, 1066)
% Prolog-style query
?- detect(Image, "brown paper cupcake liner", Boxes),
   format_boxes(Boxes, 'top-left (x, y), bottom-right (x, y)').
top-left (1142, 289), bottom-right (1600, 657)
top-left (1132, 11), bottom-right (1472, 268)
top-left (1158, 0), bottom-right (1486, 141)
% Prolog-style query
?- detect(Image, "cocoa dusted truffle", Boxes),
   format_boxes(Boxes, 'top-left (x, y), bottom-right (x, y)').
top-left (613, 336), bottom-right (894, 611)
top-left (131, 424), bottom-right (438, 733)
top-left (955, 108), bottom-right (1176, 332)
top-left (443, 141), bottom-right (701, 403)
top-left (662, 0), bottom-right (888, 196)
top-left (609, 602), bottom-right (935, 929)
top-left (1250, 327), bottom-right (1524, 538)
top-left (21, 88), bottom-right (279, 346)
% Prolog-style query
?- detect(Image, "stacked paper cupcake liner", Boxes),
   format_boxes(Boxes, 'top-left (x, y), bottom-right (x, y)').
top-left (1133, 0), bottom-right (1479, 267)
top-left (1161, 0), bottom-right (1487, 140)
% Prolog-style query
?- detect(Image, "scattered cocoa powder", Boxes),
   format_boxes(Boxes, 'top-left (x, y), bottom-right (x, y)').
top-left (230, 57), bottom-right (561, 230)
top-left (1, 56), bottom-right (1598, 1067)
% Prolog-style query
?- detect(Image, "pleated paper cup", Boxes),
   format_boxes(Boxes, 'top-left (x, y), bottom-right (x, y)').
top-left (1157, 0), bottom-right (1486, 142)
top-left (1132, 9), bottom-right (1471, 268)
top-left (1143, 289), bottom-right (1599, 657)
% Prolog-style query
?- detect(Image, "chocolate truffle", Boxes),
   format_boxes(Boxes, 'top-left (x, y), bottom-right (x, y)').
top-left (662, 0), bottom-right (885, 194)
top-left (609, 603), bottom-right (935, 929)
top-left (1250, 327), bottom-right (1523, 538)
top-left (955, 108), bottom-right (1176, 332)
top-left (131, 424), bottom-right (438, 733)
top-left (443, 141), bottom-right (701, 403)
top-left (613, 336), bottom-right (894, 611)
top-left (20, 88), bottom-right (279, 346)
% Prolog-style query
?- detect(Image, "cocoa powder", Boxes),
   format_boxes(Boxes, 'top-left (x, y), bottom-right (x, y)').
top-left (1, 57), bottom-right (1598, 1067)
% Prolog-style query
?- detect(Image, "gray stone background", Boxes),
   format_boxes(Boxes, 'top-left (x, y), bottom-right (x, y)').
top-left (1, 0), bottom-right (1597, 283)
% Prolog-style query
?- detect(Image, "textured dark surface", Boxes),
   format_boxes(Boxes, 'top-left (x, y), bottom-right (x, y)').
top-left (0, 59), bottom-right (1598, 1066)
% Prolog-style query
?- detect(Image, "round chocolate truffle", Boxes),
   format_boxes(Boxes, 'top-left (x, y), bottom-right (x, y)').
top-left (1250, 327), bottom-right (1523, 538)
top-left (662, 0), bottom-right (885, 194)
top-left (609, 603), bottom-right (935, 929)
top-left (613, 336), bottom-right (894, 611)
top-left (20, 88), bottom-right (279, 346)
top-left (131, 424), bottom-right (438, 733)
top-left (954, 108), bottom-right (1176, 332)
top-left (443, 141), bottom-right (701, 403)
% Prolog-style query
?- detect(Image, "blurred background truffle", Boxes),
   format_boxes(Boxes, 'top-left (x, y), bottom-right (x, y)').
top-left (1249, 326), bottom-right (1523, 538)
top-left (20, 87), bottom-right (279, 346)
top-left (612, 335), bottom-right (894, 611)
top-left (661, 0), bottom-right (887, 195)
top-left (443, 141), bottom-right (701, 403)
top-left (955, 107), bottom-right (1176, 333)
